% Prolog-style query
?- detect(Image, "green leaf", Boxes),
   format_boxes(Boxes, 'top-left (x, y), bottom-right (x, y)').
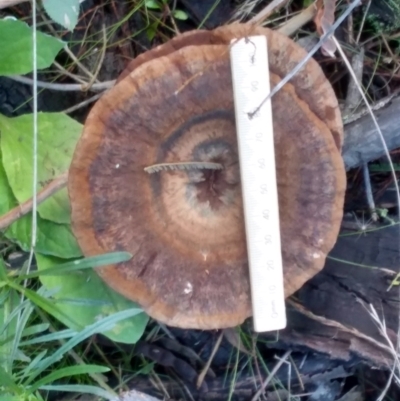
top-left (21, 349), bottom-right (47, 380)
top-left (42, 0), bottom-right (81, 31)
top-left (145, 0), bottom-right (161, 9)
top-left (39, 384), bottom-right (115, 399)
top-left (0, 366), bottom-right (20, 393)
top-left (0, 19), bottom-right (64, 76)
top-left (0, 151), bottom-right (81, 258)
top-left (0, 395), bottom-right (20, 401)
top-left (0, 160), bottom-right (14, 217)
top-left (21, 323), bottom-right (50, 338)
top-left (6, 214), bottom-right (82, 259)
top-left (36, 253), bottom-right (148, 344)
top-left (0, 287), bottom-right (21, 371)
top-left (173, 10), bottom-right (189, 20)
top-left (146, 21), bottom-right (160, 41)
top-left (29, 364), bottom-right (110, 392)
top-left (0, 256), bottom-right (8, 281)
top-left (0, 112), bottom-right (82, 224)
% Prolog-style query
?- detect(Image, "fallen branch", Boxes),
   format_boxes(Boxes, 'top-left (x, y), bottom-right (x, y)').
top-left (0, 171), bottom-right (68, 231)
top-left (9, 75), bottom-right (114, 92)
top-left (342, 93), bottom-right (400, 170)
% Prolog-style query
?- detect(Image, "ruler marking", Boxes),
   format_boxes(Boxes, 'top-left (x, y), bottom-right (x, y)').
top-left (230, 36), bottom-right (286, 332)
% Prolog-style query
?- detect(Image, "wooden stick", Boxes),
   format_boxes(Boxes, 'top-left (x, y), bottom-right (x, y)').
top-left (249, 0), bottom-right (290, 25)
top-left (0, 171), bottom-right (68, 231)
top-left (277, 4), bottom-right (317, 36)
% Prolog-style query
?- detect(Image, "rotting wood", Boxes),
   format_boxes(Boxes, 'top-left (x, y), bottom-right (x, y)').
top-left (261, 215), bottom-right (400, 369)
top-left (343, 93), bottom-right (400, 170)
top-left (118, 351), bottom-right (352, 401)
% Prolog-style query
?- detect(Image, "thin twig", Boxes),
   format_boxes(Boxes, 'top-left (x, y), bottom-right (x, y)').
top-left (164, 2), bottom-right (181, 35)
top-left (196, 331), bottom-right (224, 389)
top-left (362, 162), bottom-right (378, 221)
top-left (0, 171), bottom-right (68, 231)
top-left (61, 93), bottom-right (102, 114)
top-left (342, 88), bottom-right (400, 124)
top-left (250, 350), bottom-right (291, 401)
top-left (9, 75), bottom-right (114, 92)
top-left (53, 60), bottom-right (88, 85)
top-left (63, 44), bottom-right (100, 84)
top-left (381, 34), bottom-right (400, 69)
top-left (232, 0), bottom-right (262, 20)
top-left (343, 46), bottom-right (365, 113)
top-left (355, 0), bottom-right (371, 44)
top-left (249, 0), bottom-right (361, 118)
top-left (41, 14), bottom-right (100, 84)
top-left (249, 0), bottom-right (290, 25)
top-left (277, 4), bottom-right (317, 36)
top-left (364, 303), bottom-right (399, 401)
top-left (83, 23), bottom-right (107, 91)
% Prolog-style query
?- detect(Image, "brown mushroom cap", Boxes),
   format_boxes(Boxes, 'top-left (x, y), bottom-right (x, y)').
top-left (117, 24), bottom-right (344, 150)
top-left (68, 25), bottom-right (346, 329)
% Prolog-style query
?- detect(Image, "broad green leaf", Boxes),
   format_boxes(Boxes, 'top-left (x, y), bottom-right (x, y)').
top-left (6, 214), bottom-right (82, 259)
top-left (0, 160), bottom-right (13, 216)
top-left (0, 112), bottom-right (82, 224)
top-left (36, 253), bottom-right (148, 344)
top-left (0, 155), bottom-right (81, 258)
top-left (30, 364), bottom-right (110, 392)
top-left (42, 0), bottom-right (81, 31)
top-left (0, 19), bottom-right (64, 76)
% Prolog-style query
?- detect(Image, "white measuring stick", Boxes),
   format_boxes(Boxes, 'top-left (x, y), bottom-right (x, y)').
top-left (230, 36), bottom-right (286, 332)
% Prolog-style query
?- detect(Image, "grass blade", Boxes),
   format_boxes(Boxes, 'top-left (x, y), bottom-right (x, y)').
top-left (29, 364), bottom-right (110, 392)
top-left (39, 384), bottom-right (115, 399)
top-left (7, 282), bottom-right (80, 330)
top-left (25, 307), bottom-right (142, 385)
top-left (21, 251), bottom-right (133, 280)
top-left (0, 365), bottom-right (21, 393)
top-left (20, 328), bottom-right (76, 346)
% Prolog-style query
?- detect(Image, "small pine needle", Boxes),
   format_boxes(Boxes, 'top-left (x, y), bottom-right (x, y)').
top-left (144, 161), bottom-right (224, 174)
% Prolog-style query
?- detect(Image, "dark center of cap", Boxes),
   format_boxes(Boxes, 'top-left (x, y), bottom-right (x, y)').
top-left (187, 138), bottom-right (240, 212)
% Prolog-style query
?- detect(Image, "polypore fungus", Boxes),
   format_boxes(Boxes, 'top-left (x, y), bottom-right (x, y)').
top-left (68, 23), bottom-right (346, 329)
